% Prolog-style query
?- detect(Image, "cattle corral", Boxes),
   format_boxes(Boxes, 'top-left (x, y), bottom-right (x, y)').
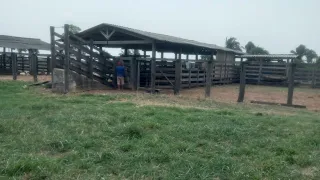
top-left (1, 24), bottom-right (320, 110)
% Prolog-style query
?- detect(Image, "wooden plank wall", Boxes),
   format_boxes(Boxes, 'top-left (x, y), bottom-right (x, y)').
top-left (244, 60), bottom-right (320, 88)
top-left (214, 51), bottom-right (239, 84)
top-left (295, 63), bottom-right (320, 88)
top-left (245, 61), bottom-right (287, 85)
top-left (53, 31), bottom-right (114, 86)
top-left (136, 55), bottom-right (238, 89)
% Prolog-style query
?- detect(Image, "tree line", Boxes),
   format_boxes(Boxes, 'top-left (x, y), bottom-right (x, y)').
top-left (225, 37), bottom-right (319, 63)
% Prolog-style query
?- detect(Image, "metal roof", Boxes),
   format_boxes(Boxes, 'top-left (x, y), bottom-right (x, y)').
top-left (78, 23), bottom-right (244, 55)
top-left (238, 54), bottom-right (298, 59)
top-left (0, 35), bottom-right (50, 50)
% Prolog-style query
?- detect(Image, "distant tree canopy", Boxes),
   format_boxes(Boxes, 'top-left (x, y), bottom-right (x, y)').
top-left (245, 41), bottom-right (269, 55)
top-left (291, 44), bottom-right (318, 63)
top-left (69, 24), bottom-right (81, 34)
top-left (225, 37), bottom-right (242, 52)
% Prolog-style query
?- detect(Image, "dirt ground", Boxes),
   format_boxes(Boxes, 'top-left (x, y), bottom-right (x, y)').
top-left (179, 85), bottom-right (320, 111)
top-left (1, 75), bottom-right (319, 111)
top-left (0, 75), bottom-right (51, 82)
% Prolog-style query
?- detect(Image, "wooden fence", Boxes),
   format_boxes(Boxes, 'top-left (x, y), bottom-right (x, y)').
top-left (244, 61), bottom-right (320, 88)
top-left (0, 53), bottom-right (50, 75)
top-left (52, 27), bottom-right (114, 87)
top-left (133, 58), bottom-right (239, 89)
top-left (295, 63), bottom-right (320, 88)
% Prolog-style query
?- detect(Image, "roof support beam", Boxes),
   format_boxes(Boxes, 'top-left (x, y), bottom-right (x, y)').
top-left (100, 29), bottom-right (116, 40)
top-left (93, 40), bottom-right (151, 45)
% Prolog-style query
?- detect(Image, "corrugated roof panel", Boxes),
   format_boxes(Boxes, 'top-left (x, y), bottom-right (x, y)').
top-left (0, 35), bottom-right (50, 50)
top-left (78, 23), bottom-right (244, 54)
top-left (238, 54), bottom-right (298, 59)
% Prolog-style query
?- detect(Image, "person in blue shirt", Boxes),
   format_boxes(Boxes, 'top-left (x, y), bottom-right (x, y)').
top-left (116, 60), bottom-right (125, 90)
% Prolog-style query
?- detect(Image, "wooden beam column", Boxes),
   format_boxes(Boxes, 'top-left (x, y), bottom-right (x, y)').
top-left (151, 42), bottom-right (156, 93)
top-left (237, 60), bottom-right (246, 102)
top-left (46, 56), bottom-right (50, 75)
top-left (50, 26), bottom-right (56, 81)
top-left (205, 54), bottom-right (213, 97)
top-left (137, 59), bottom-right (140, 90)
top-left (174, 50), bottom-right (182, 95)
top-left (2, 48), bottom-right (6, 68)
top-left (130, 56), bottom-right (137, 90)
top-left (88, 40), bottom-right (94, 89)
top-left (21, 56), bottom-right (24, 72)
top-left (63, 24), bottom-right (70, 93)
top-left (12, 53), bottom-right (17, 80)
top-left (31, 54), bottom-right (38, 82)
top-left (287, 62), bottom-right (295, 105)
top-left (258, 58), bottom-right (262, 84)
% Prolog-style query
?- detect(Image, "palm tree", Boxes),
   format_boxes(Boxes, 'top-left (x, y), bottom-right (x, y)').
top-left (225, 37), bottom-right (242, 52)
top-left (244, 41), bottom-right (269, 55)
top-left (290, 44), bottom-right (307, 62)
top-left (305, 49), bottom-right (318, 63)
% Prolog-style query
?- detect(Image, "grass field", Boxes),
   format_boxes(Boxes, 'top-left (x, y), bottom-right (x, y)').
top-left (0, 81), bottom-right (320, 179)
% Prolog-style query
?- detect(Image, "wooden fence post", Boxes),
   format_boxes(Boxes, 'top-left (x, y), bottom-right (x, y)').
top-left (137, 60), bottom-right (140, 90)
top-left (89, 40), bottom-right (94, 90)
top-left (46, 56), bottom-right (50, 75)
top-left (151, 42), bottom-right (156, 93)
top-left (50, 26), bottom-right (56, 81)
top-left (287, 63), bottom-right (295, 105)
top-left (237, 62), bottom-right (246, 102)
top-left (130, 56), bottom-right (137, 90)
top-left (174, 55), bottom-right (182, 95)
top-left (311, 65), bottom-right (316, 88)
top-left (258, 58), bottom-right (262, 84)
top-left (12, 53), bottom-right (17, 80)
top-left (31, 54), bottom-right (38, 82)
top-left (63, 24), bottom-right (70, 93)
top-left (188, 68), bottom-right (191, 88)
top-left (21, 56), bottom-right (25, 72)
top-left (2, 48), bottom-right (6, 68)
top-left (113, 59), bottom-right (117, 88)
top-left (205, 56), bottom-right (213, 98)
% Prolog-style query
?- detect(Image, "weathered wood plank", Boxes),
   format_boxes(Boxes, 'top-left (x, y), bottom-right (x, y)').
top-left (237, 62), bottom-right (246, 102)
top-left (174, 52), bottom-right (182, 95)
top-left (287, 63), bottom-right (295, 105)
top-left (205, 55), bottom-right (213, 97)
top-left (12, 53), bottom-right (17, 80)
top-left (64, 24), bottom-right (70, 93)
top-left (151, 42), bottom-right (156, 93)
top-left (50, 26), bottom-right (57, 81)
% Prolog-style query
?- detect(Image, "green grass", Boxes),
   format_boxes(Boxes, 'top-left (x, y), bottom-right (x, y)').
top-left (0, 81), bottom-right (320, 179)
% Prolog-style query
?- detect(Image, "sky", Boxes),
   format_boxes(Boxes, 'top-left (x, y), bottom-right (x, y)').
top-left (0, 0), bottom-right (319, 56)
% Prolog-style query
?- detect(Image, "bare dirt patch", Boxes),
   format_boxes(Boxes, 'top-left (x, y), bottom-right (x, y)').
top-left (0, 75), bottom-right (51, 82)
top-left (180, 85), bottom-right (320, 111)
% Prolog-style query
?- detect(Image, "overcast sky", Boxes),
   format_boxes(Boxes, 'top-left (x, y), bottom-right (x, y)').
top-left (1, 0), bottom-right (319, 56)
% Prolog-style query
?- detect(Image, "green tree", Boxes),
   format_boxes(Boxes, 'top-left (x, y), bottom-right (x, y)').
top-left (225, 37), bottom-right (242, 51)
top-left (245, 41), bottom-right (255, 54)
top-left (244, 41), bottom-right (269, 55)
top-left (69, 24), bottom-right (81, 34)
top-left (62, 24), bottom-right (81, 36)
top-left (290, 44), bottom-right (307, 62)
top-left (305, 49), bottom-right (318, 63)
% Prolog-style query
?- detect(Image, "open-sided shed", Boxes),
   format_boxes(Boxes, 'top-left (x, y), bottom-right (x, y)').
top-left (51, 24), bottom-right (243, 95)
top-left (0, 35), bottom-right (50, 76)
